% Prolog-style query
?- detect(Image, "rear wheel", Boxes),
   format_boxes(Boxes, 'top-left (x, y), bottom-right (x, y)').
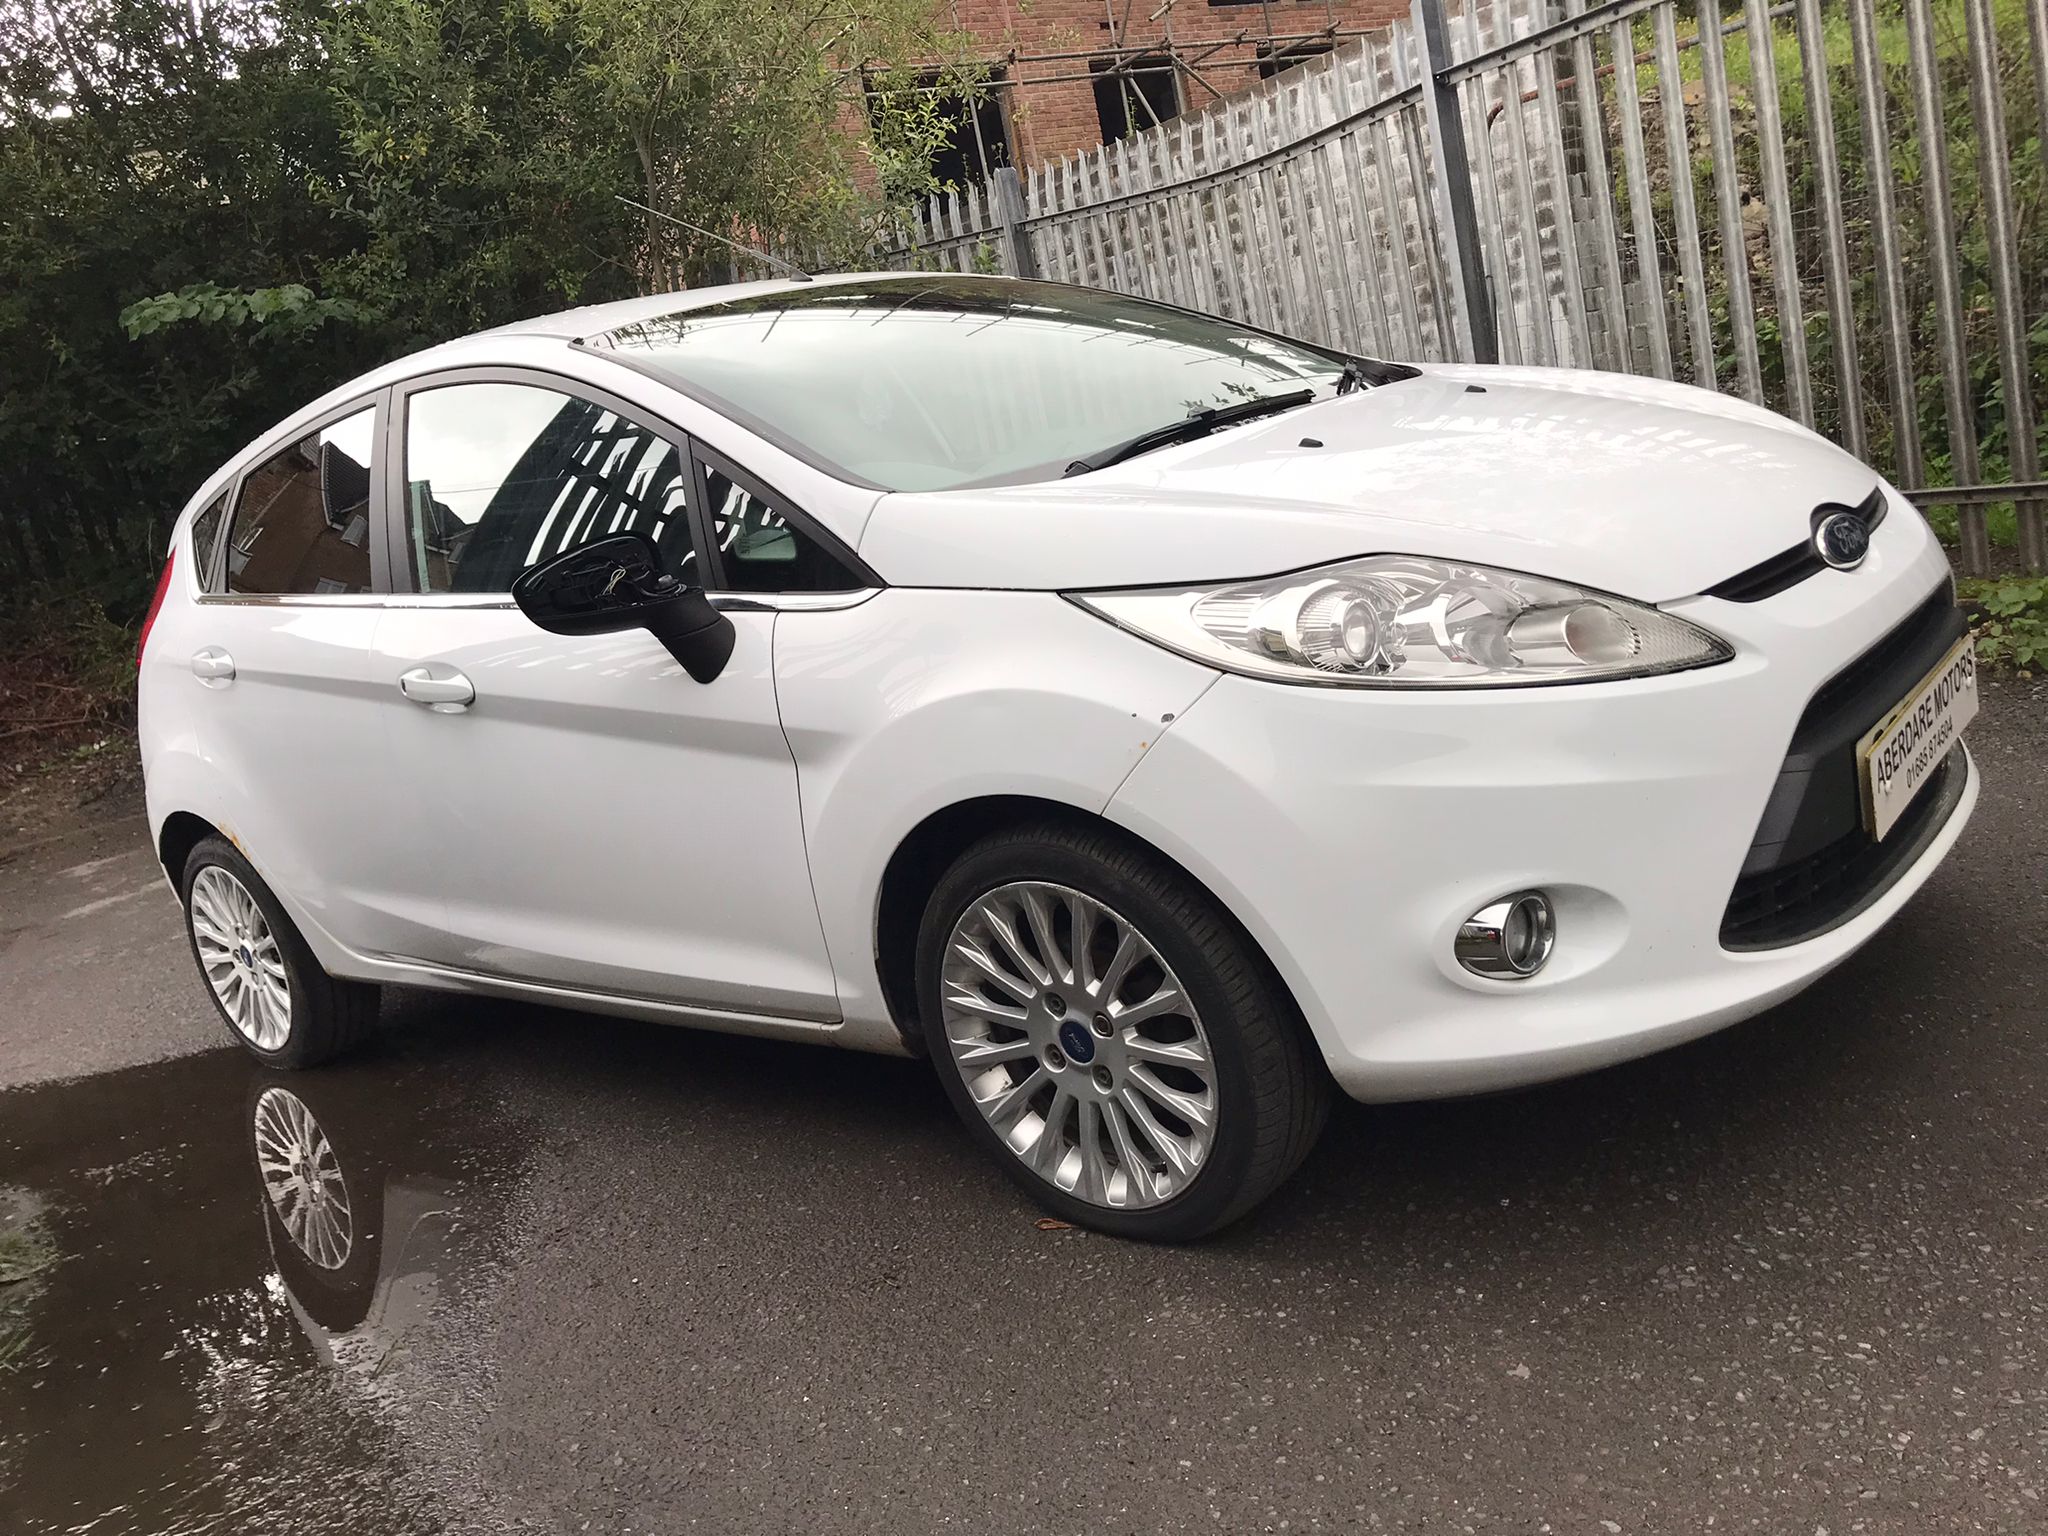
top-left (181, 836), bottom-right (378, 1067)
top-left (916, 821), bottom-right (1329, 1241)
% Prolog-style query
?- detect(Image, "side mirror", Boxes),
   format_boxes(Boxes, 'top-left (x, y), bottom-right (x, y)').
top-left (511, 533), bottom-right (735, 684)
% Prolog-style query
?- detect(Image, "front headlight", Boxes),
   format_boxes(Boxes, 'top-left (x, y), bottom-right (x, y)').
top-left (1067, 555), bottom-right (1733, 687)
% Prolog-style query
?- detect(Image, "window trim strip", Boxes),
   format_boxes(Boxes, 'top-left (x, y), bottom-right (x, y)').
top-left (190, 588), bottom-right (882, 614)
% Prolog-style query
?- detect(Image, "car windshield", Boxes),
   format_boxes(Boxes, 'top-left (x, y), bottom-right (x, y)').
top-left (584, 276), bottom-right (1359, 492)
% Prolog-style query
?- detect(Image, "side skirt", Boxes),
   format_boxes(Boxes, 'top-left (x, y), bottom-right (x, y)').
top-left (355, 955), bottom-right (873, 1049)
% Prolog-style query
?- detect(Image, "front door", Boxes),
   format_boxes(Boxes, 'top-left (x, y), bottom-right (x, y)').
top-left (367, 372), bottom-right (838, 1020)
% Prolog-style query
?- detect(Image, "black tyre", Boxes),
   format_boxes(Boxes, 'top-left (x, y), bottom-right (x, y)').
top-left (181, 835), bottom-right (378, 1068)
top-left (916, 820), bottom-right (1330, 1241)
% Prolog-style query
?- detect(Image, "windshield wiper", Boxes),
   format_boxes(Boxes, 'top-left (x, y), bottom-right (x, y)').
top-left (1335, 355), bottom-right (1420, 394)
top-left (1063, 388), bottom-right (1316, 477)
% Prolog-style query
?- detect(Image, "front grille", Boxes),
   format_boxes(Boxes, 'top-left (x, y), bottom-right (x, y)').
top-left (1705, 485), bottom-right (1887, 603)
top-left (1706, 542), bottom-right (1826, 604)
top-left (1720, 586), bottom-right (1969, 950)
top-left (1805, 581), bottom-right (1954, 725)
top-left (1722, 746), bottom-right (1966, 949)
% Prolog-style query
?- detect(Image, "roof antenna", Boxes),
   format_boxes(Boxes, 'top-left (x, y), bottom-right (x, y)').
top-left (616, 196), bottom-right (813, 282)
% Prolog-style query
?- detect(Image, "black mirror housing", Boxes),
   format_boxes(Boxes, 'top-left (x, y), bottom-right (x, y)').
top-left (511, 533), bottom-right (735, 684)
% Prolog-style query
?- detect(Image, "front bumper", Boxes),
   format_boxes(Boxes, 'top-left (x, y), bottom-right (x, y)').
top-left (1104, 500), bottom-right (1977, 1102)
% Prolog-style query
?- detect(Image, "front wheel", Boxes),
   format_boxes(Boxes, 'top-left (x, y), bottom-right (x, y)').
top-left (181, 836), bottom-right (379, 1067)
top-left (916, 821), bottom-right (1330, 1241)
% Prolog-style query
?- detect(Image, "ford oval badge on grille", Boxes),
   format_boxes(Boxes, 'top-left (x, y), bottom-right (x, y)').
top-left (1814, 510), bottom-right (1871, 570)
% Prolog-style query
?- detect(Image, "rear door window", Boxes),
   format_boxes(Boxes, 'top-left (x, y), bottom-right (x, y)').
top-left (400, 381), bottom-right (700, 593)
top-left (225, 407), bottom-right (377, 596)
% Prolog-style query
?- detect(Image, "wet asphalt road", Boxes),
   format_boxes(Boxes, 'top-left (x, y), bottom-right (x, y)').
top-left (1, 678), bottom-right (2044, 1535)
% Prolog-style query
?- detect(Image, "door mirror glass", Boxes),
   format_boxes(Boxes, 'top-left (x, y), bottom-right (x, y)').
top-left (512, 533), bottom-right (735, 684)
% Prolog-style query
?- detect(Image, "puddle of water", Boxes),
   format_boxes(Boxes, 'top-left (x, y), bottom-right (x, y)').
top-left (0, 1045), bottom-right (524, 1535)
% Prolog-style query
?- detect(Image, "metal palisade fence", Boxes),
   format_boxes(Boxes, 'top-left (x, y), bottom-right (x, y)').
top-left (888, 0), bottom-right (2048, 576)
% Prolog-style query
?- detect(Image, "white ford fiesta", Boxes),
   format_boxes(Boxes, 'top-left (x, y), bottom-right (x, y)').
top-left (138, 273), bottom-right (1980, 1238)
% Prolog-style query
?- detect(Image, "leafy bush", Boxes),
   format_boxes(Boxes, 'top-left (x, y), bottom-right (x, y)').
top-left (1619, 0), bottom-right (2045, 559)
top-left (0, 583), bottom-right (149, 771)
top-left (0, 0), bottom-right (974, 605)
top-left (1963, 576), bottom-right (2048, 673)
top-left (118, 283), bottom-right (366, 340)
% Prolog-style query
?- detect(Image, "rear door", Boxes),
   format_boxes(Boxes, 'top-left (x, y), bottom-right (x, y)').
top-left (179, 395), bottom-right (438, 956)
top-left (367, 368), bottom-right (850, 1019)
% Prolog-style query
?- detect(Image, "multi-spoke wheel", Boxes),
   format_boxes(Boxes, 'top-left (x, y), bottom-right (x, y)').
top-left (918, 822), bottom-right (1330, 1240)
top-left (244, 1075), bottom-right (384, 1333)
top-left (942, 881), bottom-right (1219, 1209)
top-left (180, 835), bottom-right (379, 1067)
top-left (191, 865), bottom-right (292, 1051)
top-left (253, 1086), bottom-right (353, 1269)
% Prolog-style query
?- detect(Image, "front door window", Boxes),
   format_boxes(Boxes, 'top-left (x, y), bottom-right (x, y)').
top-left (402, 382), bottom-right (699, 592)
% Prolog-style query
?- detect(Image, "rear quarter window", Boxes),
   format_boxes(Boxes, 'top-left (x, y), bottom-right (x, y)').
top-left (188, 490), bottom-right (230, 593)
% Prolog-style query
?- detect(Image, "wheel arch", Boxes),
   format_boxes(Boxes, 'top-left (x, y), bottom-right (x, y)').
top-left (872, 794), bottom-right (1315, 1067)
top-left (158, 809), bottom-right (223, 889)
top-left (152, 801), bottom-right (351, 981)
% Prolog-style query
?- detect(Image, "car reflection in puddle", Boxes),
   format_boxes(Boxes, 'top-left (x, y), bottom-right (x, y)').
top-left (250, 1077), bottom-right (464, 1370)
top-left (0, 1043), bottom-right (523, 1535)
top-left (248, 1073), bottom-right (471, 1376)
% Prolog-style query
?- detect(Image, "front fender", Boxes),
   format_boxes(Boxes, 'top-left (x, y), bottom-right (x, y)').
top-left (771, 590), bottom-right (1218, 1043)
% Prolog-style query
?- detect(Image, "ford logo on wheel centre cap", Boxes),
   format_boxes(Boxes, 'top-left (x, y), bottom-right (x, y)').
top-left (1814, 510), bottom-right (1872, 570)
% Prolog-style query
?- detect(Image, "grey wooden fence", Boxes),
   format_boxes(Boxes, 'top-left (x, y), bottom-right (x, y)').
top-left (887, 0), bottom-right (2048, 576)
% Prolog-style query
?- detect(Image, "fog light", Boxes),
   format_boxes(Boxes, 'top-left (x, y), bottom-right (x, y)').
top-left (1455, 891), bottom-right (1555, 979)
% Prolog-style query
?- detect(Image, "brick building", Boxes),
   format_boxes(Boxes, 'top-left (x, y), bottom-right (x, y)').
top-left (917, 0), bottom-right (1411, 177)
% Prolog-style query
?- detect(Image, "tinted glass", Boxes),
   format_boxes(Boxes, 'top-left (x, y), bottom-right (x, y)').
top-left (189, 490), bottom-right (229, 593)
top-left (589, 277), bottom-right (1349, 492)
top-left (403, 383), bottom-right (698, 593)
top-left (226, 408), bottom-right (376, 595)
top-left (702, 461), bottom-right (861, 594)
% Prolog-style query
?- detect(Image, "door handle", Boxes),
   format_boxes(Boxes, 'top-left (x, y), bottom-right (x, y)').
top-left (398, 666), bottom-right (476, 712)
top-left (190, 647), bottom-right (235, 684)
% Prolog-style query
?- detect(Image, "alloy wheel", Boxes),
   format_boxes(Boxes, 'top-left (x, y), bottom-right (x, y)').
top-left (252, 1086), bottom-right (353, 1270)
top-left (190, 864), bottom-right (292, 1052)
top-left (939, 880), bottom-right (1219, 1209)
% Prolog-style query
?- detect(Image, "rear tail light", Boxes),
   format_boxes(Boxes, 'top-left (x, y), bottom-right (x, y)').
top-left (137, 549), bottom-right (176, 667)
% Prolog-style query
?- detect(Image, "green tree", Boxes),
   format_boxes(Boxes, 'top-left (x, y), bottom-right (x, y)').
top-left (0, 0), bottom-right (970, 597)
top-left (525, 0), bottom-right (979, 284)
top-left (0, 0), bottom-right (369, 590)
top-left (317, 0), bottom-right (641, 346)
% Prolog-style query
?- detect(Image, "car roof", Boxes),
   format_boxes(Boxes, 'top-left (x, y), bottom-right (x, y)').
top-left (475, 270), bottom-right (966, 342)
